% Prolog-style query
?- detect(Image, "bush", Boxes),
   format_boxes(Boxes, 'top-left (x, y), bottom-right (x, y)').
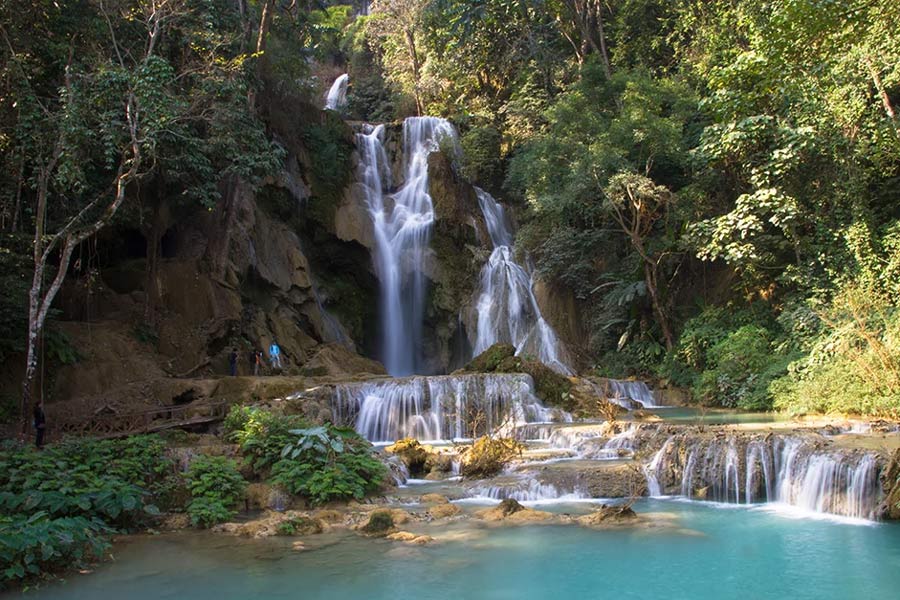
top-left (460, 125), bottom-right (503, 188)
top-left (185, 456), bottom-right (245, 528)
top-left (225, 406), bottom-right (310, 473)
top-left (460, 436), bottom-right (524, 478)
top-left (694, 325), bottom-right (781, 409)
top-left (0, 436), bottom-right (174, 585)
top-left (269, 425), bottom-right (386, 506)
top-left (772, 291), bottom-right (900, 417)
top-left (1, 514), bottom-right (110, 584)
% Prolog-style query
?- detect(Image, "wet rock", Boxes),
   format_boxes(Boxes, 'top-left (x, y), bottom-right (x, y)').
top-left (475, 499), bottom-right (554, 523)
top-left (387, 531), bottom-right (418, 542)
top-left (360, 510), bottom-right (395, 537)
top-left (420, 493), bottom-right (451, 504)
top-left (214, 510), bottom-right (324, 538)
top-left (300, 343), bottom-right (386, 377)
top-left (312, 509), bottom-right (345, 524)
top-left (158, 513), bottom-right (191, 531)
top-left (576, 504), bottom-right (638, 528)
top-left (428, 503), bottom-right (461, 519)
top-left (386, 438), bottom-right (432, 475)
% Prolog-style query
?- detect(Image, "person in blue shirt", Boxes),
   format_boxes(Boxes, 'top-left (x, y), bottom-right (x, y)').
top-left (269, 341), bottom-right (282, 370)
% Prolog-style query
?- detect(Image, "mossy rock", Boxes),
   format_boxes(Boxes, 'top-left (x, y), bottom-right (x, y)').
top-left (360, 510), bottom-right (395, 537)
top-left (385, 438), bottom-right (431, 475)
top-left (465, 344), bottom-right (574, 411)
top-left (276, 515), bottom-right (323, 536)
top-left (465, 343), bottom-right (516, 372)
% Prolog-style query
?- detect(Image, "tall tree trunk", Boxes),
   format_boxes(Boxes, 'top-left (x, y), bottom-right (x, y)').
top-left (865, 56), bottom-right (899, 139)
top-left (642, 260), bottom-right (674, 351)
top-left (256, 0), bottom-right (274, 55)
top-left (404, 28), bottom-right (423, 115)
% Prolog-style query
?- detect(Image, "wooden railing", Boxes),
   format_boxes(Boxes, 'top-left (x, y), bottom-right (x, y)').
top-left (48, 401), bottom-right (229, 440)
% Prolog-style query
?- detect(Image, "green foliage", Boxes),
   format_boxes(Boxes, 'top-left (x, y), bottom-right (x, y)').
top-left (772, 289), bottom-right (900, 418)
top-left (185, 456), bottom-right (245, 528)
top-left (0, 436), bottom-right (174, 584)
top-left (459, 125), bottom-right (503, 188)
top-left (225, 406), bottom-right (310, 473)
top-left (269, 425), bottom-right (386, 506)
top-left (0, 513), bottom-right (110, 585)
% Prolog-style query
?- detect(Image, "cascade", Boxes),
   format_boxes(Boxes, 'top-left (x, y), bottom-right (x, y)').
top-left (324, 74), bottom-right (348, 111)
top-left (647, 433), bottom-right (882, 519)
top-left (587, 378), bottom-right (659, 409)
top-left (471, 188), bottom-right (572, 374)
top-left (356, 118), bottom-right (456, 375)
top-left (468, 478), bottom-right (583, 502)
top-left (331, 373), bottom-right (567, 443)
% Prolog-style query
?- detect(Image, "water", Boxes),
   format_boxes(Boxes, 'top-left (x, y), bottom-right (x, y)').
top-left (331, 373), bottom-right (567, 442)
top-left (471, 188), bottom-right (572, 374)
top-left (324, 74), bottom-right (348, 111)
top-left (23, 501), bottom-right (900, 600)
top-left (650, 407), bottom-right (790, 425)
top-left (647, 432), bottom-right (883, 519)
top-left (357, 118), bottom-right (456, 375)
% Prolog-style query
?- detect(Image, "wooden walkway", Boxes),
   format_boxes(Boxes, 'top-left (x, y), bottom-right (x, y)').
top-left (49, 401), bottom-right (229, 440)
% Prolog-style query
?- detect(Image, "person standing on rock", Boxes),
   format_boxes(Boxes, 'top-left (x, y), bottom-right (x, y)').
top-left (33, 400), bottom-right (46, 449)
top-left (253, 350), bottom-right (263, 376)
top-left (229, 347), bottom-right (238, 376)
top-left (269, 341), bottom-right (282, 371)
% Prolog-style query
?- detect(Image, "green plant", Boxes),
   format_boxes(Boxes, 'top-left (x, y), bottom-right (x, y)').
top-left (0, 513), bottom-right (111, 584)
top-left (185, 455), bottom-right (245, 528)
top-left (225, 406), bottom-right (310, 473)
top-left (269, 425), bottom-right (386, 506)
top-left (44, 327), bottom-right (79, 365)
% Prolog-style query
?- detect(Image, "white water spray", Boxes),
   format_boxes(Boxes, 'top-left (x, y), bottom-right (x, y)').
top-left (324, 74), bottom-right (348, 111)
top-left (471, 188), bottom-right (572, 374)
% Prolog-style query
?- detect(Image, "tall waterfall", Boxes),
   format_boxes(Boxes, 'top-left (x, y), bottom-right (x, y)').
top-left (357, 118), bottom-right (456, 375)
top-left (324, 74), bottom-right (349, 111)
top-left (644, 433), bottom-right (883, 519)
top-left (472, 188), bottom-right (572, 374)
top-left (331, 373), bottom-right (568, 443)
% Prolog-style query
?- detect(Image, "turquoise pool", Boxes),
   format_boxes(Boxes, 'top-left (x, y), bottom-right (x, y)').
top-left (12, 499), bottom-right (900, 600)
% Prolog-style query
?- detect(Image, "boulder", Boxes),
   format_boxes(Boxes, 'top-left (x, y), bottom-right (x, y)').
top-left (460, 437), bottom-right (525, 478)
top-left (420, 493), bottom-right (451, 505)
top-left (475, 499), bottom-right (554, 523)
top-left (427, 503), bottom-right (461, 519)
top-left (576, 504), bottom-right (638, 528)
top-left (360, 510), bottom-right (395, 537)
top-left (386, 438), bottom-right (432, 475)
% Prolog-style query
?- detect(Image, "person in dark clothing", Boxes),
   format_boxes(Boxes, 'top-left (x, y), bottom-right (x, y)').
top-left (229, 348), bottom-right (238, 376)
top-left (33, 400), bottom-right (46, 449)
top-left (253, 350), bottom-right (262, 376)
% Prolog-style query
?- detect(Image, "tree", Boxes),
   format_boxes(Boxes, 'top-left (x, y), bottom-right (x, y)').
top-left (368, 0), bottom-right (430, 114)
top-left (3, 0), bottom-right (191, 432)
top-left (604, 172), bottom-right (676, 349)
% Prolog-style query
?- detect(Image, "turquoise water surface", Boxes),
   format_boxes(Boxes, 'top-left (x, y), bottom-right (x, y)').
top-left (11, 500), bottom-right (900, 600)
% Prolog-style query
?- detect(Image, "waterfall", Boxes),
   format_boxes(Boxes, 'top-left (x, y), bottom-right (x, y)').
top-left (471, 188), bottom-right (572, 374)
top-left (356, 118), bottom-right (456, 375)
top-left (331, 373), bottom-right (567, 442)
top-left (324, 74), bottom-right (348, 111)
top-left (647, 433), bottom-right (883, 519)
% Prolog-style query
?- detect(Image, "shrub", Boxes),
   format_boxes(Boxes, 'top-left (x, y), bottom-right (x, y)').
top-left (460, 436), bottom-right (524, 478)
top-left (225, 406), bottom-right (310, 473)
top-left (269, 425), bottom-right (386, 506)
top-left (185, 456), bottom-right (245, 528)
top-left (0, 514), bottom-right (111, 584)
top-left (694, 325), bottom-right (781, 409)
top-left (0, 436), bottom-right (174, 585)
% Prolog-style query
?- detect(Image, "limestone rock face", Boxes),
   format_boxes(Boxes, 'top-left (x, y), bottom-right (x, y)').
top-left (301, 343), bottom-right (386, 377)
top-left (427, 503), bottom-right (461, 519)
top-left (533, 277), bottom-right (587, 359)
top-left (335, 184), bottom-right (375, 249)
